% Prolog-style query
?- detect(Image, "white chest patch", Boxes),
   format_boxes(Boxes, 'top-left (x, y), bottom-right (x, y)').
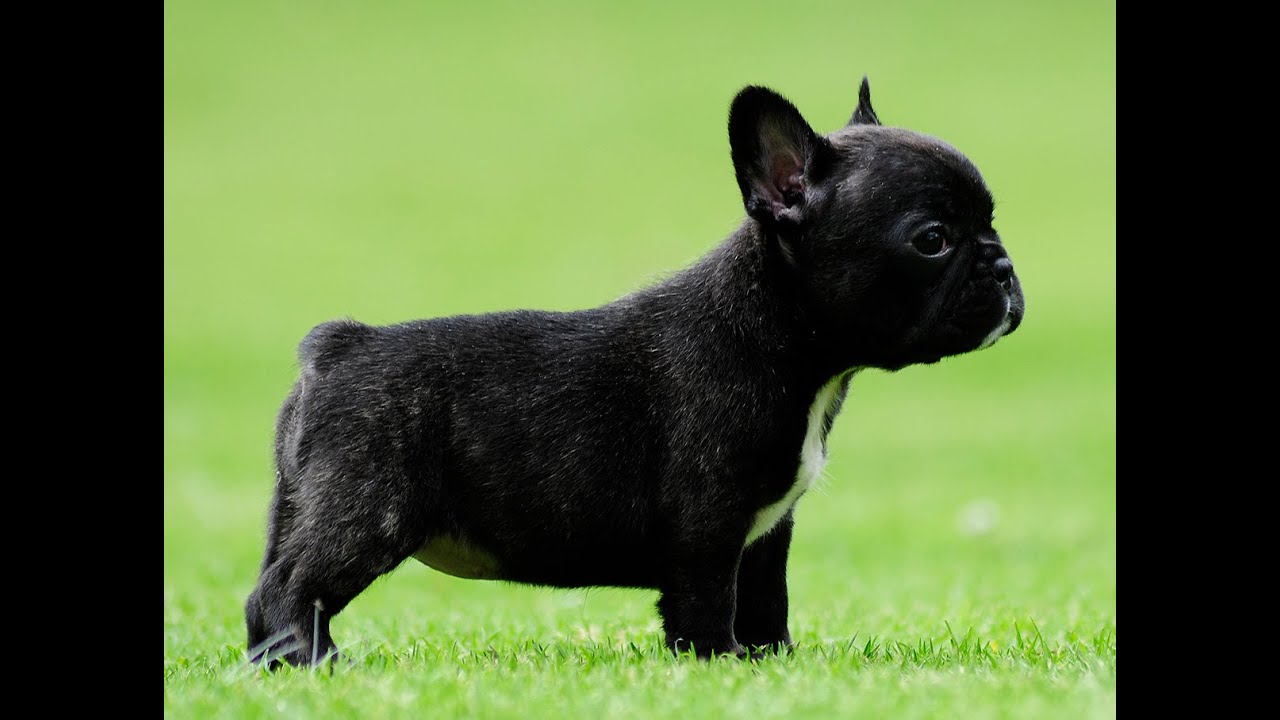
top-left (745, 372), bottom-right (852, 546)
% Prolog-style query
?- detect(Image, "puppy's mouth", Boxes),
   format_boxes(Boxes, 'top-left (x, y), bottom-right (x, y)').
top-left (891, 275), bottom-right (1025, 370)
top-left (976, 289), bottom-right (1025, 350)
top-left (977, 297), bottom-right (1013, 350)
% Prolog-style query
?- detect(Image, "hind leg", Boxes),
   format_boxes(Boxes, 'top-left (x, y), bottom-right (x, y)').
top-left (246, 559), bottom-right (312, 668)
top-left (247, 511), bottom-right (426, 668)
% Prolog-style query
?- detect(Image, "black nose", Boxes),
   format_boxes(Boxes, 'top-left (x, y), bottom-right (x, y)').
top-left (992, 257), bottom-right (1014, 288)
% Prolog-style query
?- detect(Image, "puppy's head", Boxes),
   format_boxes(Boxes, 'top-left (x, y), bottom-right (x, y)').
top-left (729, 79), bottom-right (1025, 371)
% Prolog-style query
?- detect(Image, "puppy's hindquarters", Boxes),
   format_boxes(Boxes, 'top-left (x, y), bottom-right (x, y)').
top-left (246, 320), bottom-right (440, 667)
top-left (244, 379), bottom-right (304, 655)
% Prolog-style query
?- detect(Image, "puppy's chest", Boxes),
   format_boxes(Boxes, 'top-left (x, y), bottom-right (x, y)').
top-left (745, 372), bottom-right (852, 546)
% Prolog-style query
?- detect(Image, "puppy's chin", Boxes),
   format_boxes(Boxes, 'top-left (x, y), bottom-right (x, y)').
top-left (891, 288), bottom-right (1022, 369)
top-left (951, 298), bottom-right (1018, 354)
top-left (975, 280), bottom-right (1026, 352)
top-left (975, 297), bottom-right (1014, 350)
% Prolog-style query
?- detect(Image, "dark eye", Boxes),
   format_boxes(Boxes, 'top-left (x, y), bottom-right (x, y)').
top-left (912, 228), bottom-right (949, 256)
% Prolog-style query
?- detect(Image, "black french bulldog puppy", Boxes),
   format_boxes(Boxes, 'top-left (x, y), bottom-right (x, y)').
top-left (246, 78), bottom-right (1024, 666)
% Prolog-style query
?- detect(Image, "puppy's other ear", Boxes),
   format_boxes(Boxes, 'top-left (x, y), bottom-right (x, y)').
top-left (729, 86), bottom-right (832, 229)
top-left (846, 76), bottom-right (881, 126)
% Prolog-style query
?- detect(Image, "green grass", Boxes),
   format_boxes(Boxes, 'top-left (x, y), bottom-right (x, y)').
top-left (168, 629), bottom-right (1114, 718)
top-left (164, 0), bottom-right (1115, 717)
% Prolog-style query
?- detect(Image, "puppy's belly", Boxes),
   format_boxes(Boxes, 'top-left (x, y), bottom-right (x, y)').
top-left (412, 535), bottom-right (504, 580)
top-left (411, 529), bottom-right (659, 588)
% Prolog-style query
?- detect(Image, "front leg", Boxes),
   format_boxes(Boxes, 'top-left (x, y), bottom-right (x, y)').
top-left (735, 512), bottom-right (794, 655)
top-left (656, 540), bottom-right (745, 659)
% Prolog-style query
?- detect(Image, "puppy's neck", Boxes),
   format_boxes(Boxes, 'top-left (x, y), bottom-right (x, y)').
top-left (663, 222), bottom-right (848, 389)
top-left (704, 222), bottom-right (800, 311)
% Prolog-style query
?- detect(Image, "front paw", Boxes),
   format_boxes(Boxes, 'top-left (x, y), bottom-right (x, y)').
top-left (740, 638), bottom-right (794, 659)
top-left (666, 635), bottom-right (746, 660)
top-left (735, 629), bottom-right (793, 659)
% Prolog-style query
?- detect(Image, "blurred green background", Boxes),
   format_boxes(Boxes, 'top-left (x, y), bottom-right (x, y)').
top-left (165, 0), bottom-right (1113, 715)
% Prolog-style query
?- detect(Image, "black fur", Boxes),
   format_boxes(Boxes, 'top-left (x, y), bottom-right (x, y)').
top-left (245, 79), bottom-right (1025, 665)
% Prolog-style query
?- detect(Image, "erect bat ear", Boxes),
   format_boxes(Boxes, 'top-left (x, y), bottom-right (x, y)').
top-left (846, 76), bottom-right (881, 126)
top-left (728, 86), bottom-right (833, 230)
